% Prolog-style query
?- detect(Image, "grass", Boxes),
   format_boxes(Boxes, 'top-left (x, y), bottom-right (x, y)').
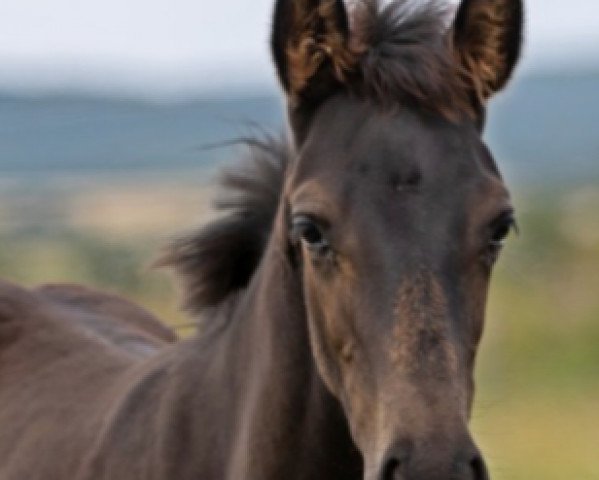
top-left (1, 179), bottom-right (597, 477)
top-left (469, 187), bottom-right (599, 478)
top-left (473, 391), bottom-right (599, 479)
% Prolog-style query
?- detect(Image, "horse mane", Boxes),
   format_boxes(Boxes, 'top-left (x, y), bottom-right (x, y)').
top-left (158, 136), bottom-right (290, 313)
top-left (160, 0), bottom-right (472, 314)
top-left (348, 0), bottom-right (473, 119)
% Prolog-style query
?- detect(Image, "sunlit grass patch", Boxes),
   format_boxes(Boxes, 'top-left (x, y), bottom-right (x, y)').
top-left (473, 389), bottom-right (599, 480)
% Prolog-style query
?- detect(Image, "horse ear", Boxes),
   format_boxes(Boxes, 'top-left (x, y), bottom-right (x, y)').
top-left (271, 0), bottom-right (355, 142)
top-left (451, 0), bottom-right (524, 103)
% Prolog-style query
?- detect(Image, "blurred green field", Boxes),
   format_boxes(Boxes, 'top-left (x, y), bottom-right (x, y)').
top-left (473, 186), bottom-right (599, 479)
top-left (0, 178), bottom-right (597, 478)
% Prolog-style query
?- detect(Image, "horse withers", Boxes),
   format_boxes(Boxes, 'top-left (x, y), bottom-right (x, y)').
top-left (0, 1), bottom-right (523, 479)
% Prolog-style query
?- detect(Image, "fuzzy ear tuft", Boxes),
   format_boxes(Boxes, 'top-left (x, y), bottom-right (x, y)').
top-left (271, 0), bottom-right (355, 106)
top-left (452, 0), bottom-right (524, 103)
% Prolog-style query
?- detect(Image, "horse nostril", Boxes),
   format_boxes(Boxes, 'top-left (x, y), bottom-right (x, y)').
top-left (469, 454), bottom-right (490, 480)
top-left (381, 458), bottom-right (403, 480)
top-left (379, 439), bottom-right (412, 480)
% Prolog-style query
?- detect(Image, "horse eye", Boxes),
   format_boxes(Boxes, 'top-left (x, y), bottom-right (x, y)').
top-left (488, 213), bottom-right (517, 258)
top-left (291, 215), bottom-right (328, 251)
top-left (491, 224), bottom-right (510, 245)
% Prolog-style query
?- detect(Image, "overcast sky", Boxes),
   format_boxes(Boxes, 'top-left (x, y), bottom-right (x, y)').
top-left (0, 0), bottom-right (597, 98)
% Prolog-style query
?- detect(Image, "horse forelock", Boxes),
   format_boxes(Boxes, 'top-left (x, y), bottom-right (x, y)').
top-left (347, 0), bottom-right (474, 120)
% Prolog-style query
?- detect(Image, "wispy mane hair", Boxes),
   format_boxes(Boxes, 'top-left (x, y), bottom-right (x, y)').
top-left (157, 137), bottom-right (290, 313)
top-left (348, 0), bottom-right (473, 118)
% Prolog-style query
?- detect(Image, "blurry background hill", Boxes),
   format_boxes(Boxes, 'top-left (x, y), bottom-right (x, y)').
top-left (0, 0), bottom-right (598, 478)
top-left (1, 73), bottom-right (599, 183)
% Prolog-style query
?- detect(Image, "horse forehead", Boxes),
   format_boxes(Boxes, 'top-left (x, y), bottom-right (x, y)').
top-left (305, 101), bottom-right (476, 180)
top-left (293, 99), bottom-right (495, 220)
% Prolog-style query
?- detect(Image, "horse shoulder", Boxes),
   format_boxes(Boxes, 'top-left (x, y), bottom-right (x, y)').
top-left (0, 279), bottom-right (37, 321)
top-left (0, 279), bottom-right (43, 348)
top-left (36, 283), bottom-right (177, 356)
top-left (0, 280), bottom-right (180, 480)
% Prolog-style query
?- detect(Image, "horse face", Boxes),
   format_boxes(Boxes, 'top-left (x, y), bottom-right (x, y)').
top-left (273, 0), bottom-right (523, 479)
top-left (286, 95), bottom-right (513, 479)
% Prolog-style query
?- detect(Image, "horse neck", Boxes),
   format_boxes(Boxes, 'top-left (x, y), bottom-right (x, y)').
top-left (208, 225), bottom-right (361, 478)
top-left (95, 217), bottom-right (361, 479)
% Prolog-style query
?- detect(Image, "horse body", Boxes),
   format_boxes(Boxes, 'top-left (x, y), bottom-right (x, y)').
top-left (0, 281), bottom-right (173, 478)
top-left (0, 263), bottom-right (359, 480)
top-left (0, 0), bottom-right (525, 479)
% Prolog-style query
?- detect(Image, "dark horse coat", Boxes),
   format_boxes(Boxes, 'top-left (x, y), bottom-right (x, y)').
top-left (0, 0), bottom-right (524, 479)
